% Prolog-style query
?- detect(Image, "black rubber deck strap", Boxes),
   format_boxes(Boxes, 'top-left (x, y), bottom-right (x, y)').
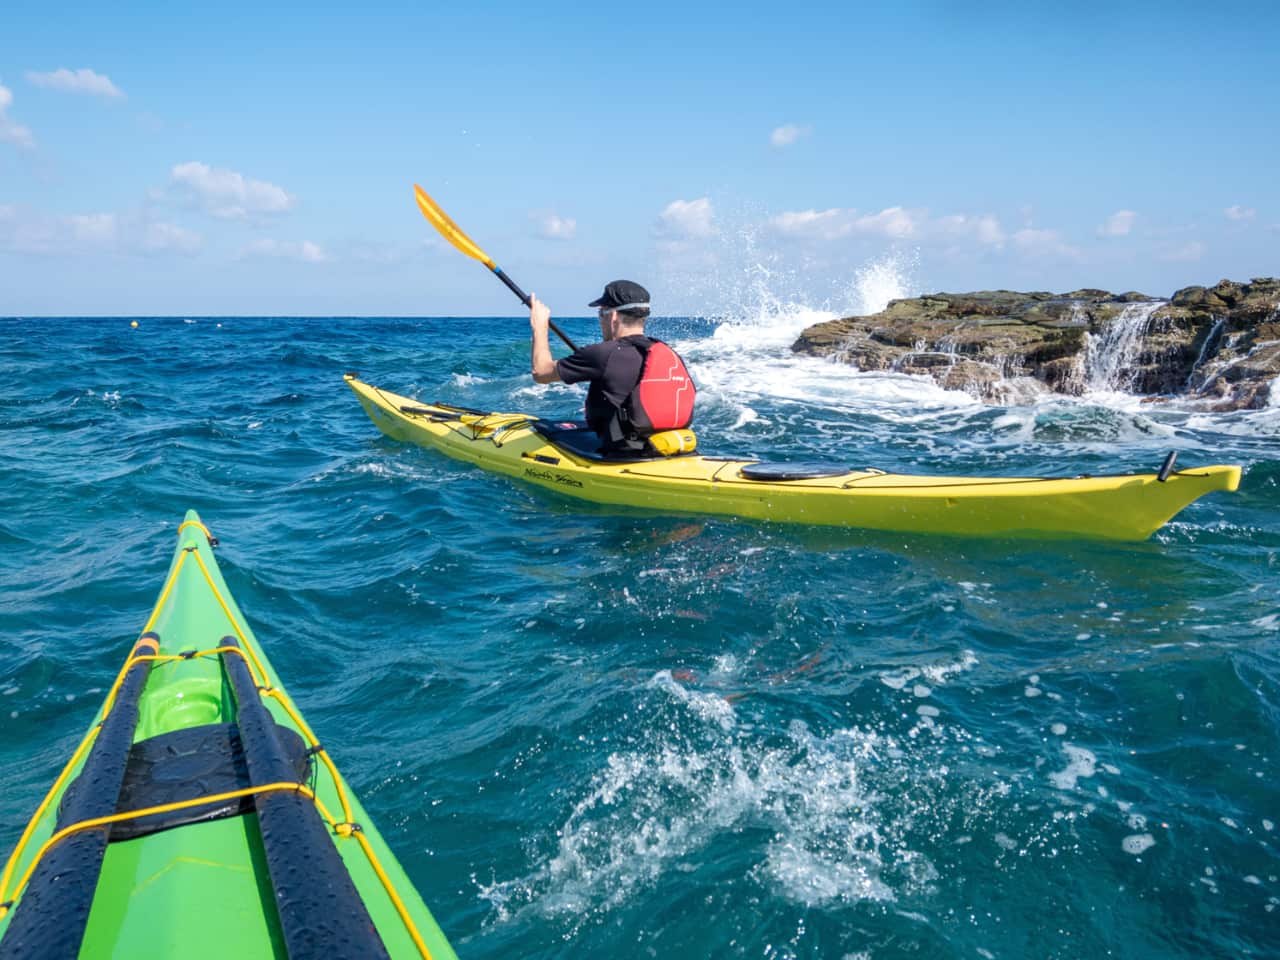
top-left (0, 633), bottom-right (160, 960)
top-left (432, 399), bottom-right (488, 416)
top-left (220, 636), bottom-right (390, 960)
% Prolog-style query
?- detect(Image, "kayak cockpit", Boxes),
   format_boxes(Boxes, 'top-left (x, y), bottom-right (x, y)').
top-left (532, 419), bottom-right (700, 462)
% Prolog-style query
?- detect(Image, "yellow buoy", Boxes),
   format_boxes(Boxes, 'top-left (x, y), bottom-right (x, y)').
top-left (130, 320), bottom-right (139, 328)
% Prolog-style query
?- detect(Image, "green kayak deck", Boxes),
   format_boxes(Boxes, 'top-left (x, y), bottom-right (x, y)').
top-left (0, 512), bottom-right (457, 959)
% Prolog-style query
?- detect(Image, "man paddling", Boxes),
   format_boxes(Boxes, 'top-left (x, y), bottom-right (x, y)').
top-left (530, 280), bottom-right (697, 454)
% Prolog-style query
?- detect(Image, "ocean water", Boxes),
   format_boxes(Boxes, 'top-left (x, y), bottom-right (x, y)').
top-left (0, 310), bottom-right (1277, 959)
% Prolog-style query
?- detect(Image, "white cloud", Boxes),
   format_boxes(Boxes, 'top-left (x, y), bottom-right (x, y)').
top-left (770, 208), bottom-right (853, 240)
top-left (1097, 209), bottom-right (1136, 237)
top-left (933, 213), bottom-right (1005, 247)
top-left (238, 238), bottom-right (328, 263)
top-left (140, 221), bottom-right (202, 254)
top-left (1224, 204), bottom-right (1256, 221)
top-left (770, 206), bottom-right (967, 243)
top-left (770, 124), bottom-right (811, 148)
top-left (535, 212), bottom-right (576, 241)
top-left (168, 161), bottom-right (294, 220)
top-left (25, 67), bottom-right (124, 99)
top-left (0, 84), bottom-right (35, 149)
top-left (299, 241), bottom-right (327, 262)
top-left (656, 198), bottom-right (715, 239)
top-left (1011, 227), bottom-right (1082, 260)
top-left (0, 205), bottom-right (202, 257)
top-left (854, 206), bottom-right (921, 239)
top-left (346, 242), bottom-right (410, 265)
top-left (1159, 240), bottom-right (1206, 262)
top-left (67, 213), bottom-right (118, 246)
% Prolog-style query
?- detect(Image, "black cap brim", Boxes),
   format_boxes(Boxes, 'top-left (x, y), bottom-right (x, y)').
top-left (589, 279), bottom-right (651, 310)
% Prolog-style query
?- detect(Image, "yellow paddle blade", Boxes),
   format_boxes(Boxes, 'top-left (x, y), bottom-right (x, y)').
top-left (413, 184), bottom-right (495, 269)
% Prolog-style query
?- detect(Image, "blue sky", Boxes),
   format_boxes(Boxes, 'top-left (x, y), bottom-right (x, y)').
top-left (1, 1), bottom-right (1276, 316)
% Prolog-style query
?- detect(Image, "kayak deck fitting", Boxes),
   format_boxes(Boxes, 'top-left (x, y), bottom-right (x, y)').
top-left (346, 374), bottom-right (1241, 541)
top-left (0, 512), bottom-right (457, 960)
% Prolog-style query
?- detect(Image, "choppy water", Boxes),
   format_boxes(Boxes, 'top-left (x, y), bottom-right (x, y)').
top-left (1, 313), bottom-right (1277, 959)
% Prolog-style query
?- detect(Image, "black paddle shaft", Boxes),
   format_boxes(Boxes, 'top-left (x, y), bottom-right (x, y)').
top-left (493, 267), bottom-right (579, 351)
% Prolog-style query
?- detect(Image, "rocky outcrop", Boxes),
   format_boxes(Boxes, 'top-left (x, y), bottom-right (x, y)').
top-left (792, 278), bottom-right (1280, 410)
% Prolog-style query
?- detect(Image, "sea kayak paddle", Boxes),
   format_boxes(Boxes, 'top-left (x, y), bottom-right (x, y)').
top-left (413, 183), bottom-right (578, 351)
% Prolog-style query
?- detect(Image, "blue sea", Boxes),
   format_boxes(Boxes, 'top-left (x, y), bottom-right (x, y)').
top-left (1, 312), bottom-right (1277, 958)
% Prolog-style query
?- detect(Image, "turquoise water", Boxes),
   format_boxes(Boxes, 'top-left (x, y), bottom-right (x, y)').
top-left (1, 315), bottom-right (1277, 958)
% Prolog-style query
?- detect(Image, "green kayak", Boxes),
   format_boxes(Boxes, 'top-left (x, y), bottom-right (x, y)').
top-left (0, 512), bottom-right (457, 959)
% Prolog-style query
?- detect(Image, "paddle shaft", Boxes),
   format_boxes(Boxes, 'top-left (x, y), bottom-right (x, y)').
top-left (491, 267), bottom-right (578, 351)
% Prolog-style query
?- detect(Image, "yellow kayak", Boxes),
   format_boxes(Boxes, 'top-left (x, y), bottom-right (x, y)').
top-left (345, 374), bottom-right (1241, 541)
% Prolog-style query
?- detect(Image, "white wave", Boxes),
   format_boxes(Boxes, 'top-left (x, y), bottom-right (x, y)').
top-left (508, 380), bottom-right (581, 403)
top-left (1183, 403), bottom-right (1280, 437)
top-left (1122, 833), bottom-right (1155, 855)
top-left (919, 650), bottom-right (979, 684)
top-left (685, 354), bottom-right (979, 427)
top-left (728, 405), bottom-right (761, 430)
top-left (1049, 744), bottom-right (1098, 791)
top-left (879, 651), bottom-right (977, 692)
top-left (647, 670), bottom-right (736, 730)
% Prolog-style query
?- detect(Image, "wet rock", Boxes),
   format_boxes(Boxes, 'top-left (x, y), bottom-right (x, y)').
top-left (793, 277), bottom-right (1280, 410)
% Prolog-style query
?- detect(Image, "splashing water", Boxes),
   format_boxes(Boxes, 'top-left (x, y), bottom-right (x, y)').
top-left (476, 663), bottom-right (1004, 929)
top-left (661, 248), bottom-right (963, 425)
top-left (847, 249), bottom-right (918, 316)
top-left (707, 249), bottom-right (919, 342)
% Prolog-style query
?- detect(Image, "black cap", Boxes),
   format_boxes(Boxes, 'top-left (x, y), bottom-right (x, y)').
top-left (588, 280), bottom-right (650, 311)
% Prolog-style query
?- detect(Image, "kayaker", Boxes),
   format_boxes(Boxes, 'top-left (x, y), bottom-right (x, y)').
top-left (530, 280), bottom-right (697, 454)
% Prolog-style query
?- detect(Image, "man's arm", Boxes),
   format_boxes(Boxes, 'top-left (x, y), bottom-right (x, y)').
top-left (530, 294), bottom-right (561, 383)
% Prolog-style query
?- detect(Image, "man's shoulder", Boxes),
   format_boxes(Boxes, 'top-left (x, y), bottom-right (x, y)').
top-left (563, 340), bottom-right (624, 368)
top-left (575, 340), bottom-right (620, 358)
top-left (556, 340), bottom-right (616, 382)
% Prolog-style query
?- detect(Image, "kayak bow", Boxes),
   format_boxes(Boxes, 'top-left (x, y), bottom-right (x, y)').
top-left (345, 374), bottom-right (1241, 541)
top-left (0, 512), bottom-right (457, 960)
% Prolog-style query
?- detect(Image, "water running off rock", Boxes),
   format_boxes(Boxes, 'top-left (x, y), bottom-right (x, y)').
top-left (793, 277), bottom-right (1280, 410)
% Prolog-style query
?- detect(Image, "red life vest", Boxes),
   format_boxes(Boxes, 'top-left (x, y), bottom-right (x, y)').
top-left (625, 338), bottom-right (696, 434)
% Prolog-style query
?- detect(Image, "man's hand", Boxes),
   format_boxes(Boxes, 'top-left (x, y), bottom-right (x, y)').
top-left (529, 294), bottom-right (560, 383)
top-left (530, 294), bottom-right (551, 334)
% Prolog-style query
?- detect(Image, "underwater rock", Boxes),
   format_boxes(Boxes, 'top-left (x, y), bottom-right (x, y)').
top-left (793, 277), bottom-right (1280, 409)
